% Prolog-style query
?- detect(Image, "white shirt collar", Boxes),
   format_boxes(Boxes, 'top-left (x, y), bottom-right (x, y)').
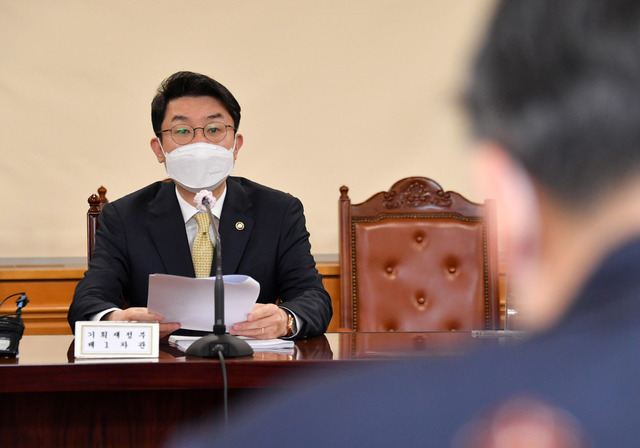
top-left (175, 184), bottom-right (227, 223)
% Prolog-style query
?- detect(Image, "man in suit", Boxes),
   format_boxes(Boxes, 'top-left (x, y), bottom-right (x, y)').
top-left (68, 71), bottom-right (332, 340)
top-left (166, 0), bottom-right (640, 446)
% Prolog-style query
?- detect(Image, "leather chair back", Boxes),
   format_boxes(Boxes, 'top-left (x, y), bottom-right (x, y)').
top-left (339, 177), bottom-right (500, 331)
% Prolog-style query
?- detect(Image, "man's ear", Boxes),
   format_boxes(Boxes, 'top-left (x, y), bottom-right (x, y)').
top-left (472, 142), bottom-right (541, 268)
top-left (233, 133), bottom-right (243, 161)
top-left (150, 137), bottom-right (165, 163)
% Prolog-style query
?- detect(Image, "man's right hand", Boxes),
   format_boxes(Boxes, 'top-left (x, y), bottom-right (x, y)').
top-left (103, 307), bottom-right (180, 338)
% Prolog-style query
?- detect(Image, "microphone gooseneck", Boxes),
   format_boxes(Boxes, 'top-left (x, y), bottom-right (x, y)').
top-left (185, 194), bottom-right (253, 359)
top-left (202, 197), bottom-right (225, 335)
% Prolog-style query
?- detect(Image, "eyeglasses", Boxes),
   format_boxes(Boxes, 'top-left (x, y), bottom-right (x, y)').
top-left (159, 122), bottom-right (236, 145)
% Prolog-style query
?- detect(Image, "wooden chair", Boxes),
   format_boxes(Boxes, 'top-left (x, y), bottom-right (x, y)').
top-left (339, 177), bottom-right (500, 332)
top-left (87, 186), bottom-right (108, 261)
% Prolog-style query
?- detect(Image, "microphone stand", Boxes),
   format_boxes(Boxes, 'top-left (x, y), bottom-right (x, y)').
top-left (185, 199), bottom-right (253, 358)
top-left (0, 293), bottom-right (29, 358)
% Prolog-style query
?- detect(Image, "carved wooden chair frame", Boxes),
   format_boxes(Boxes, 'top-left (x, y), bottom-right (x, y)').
top-left (87, 186), bottom-right (109, 261)
top-left (339, 176), bottom-right (500, 331)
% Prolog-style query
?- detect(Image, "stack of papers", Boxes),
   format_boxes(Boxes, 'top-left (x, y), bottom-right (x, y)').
top-left (148, 274), bottom-right (259, 331)
top-left (169, 335), bottom-right (295, 354)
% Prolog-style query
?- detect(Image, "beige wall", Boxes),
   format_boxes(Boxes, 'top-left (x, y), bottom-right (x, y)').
top-left (0, 0), bottom-right (496, 259)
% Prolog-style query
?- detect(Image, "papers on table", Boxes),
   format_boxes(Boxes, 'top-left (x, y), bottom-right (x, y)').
top-left (471, 330), bottom-right (529, 339)
top-left (147, 274), bottom-right (259, 332)
top-left (169, 335), bottom-right (294, 354)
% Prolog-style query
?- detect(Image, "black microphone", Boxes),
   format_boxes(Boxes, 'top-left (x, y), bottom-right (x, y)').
top-left (185, 196), bottom-right (253, 358)
top-left (0, 293), bottom-right (29, 358)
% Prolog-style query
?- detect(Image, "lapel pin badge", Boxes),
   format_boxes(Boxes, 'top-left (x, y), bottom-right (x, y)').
top-left (235, 222), bottom-right (245, 231)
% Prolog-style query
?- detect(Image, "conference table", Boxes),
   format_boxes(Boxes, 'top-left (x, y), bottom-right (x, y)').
top-left (0, 331), bottom-right (522, 448)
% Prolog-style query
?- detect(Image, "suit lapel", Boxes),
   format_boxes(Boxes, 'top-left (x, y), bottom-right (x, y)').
top-left (220, 177), bottom-right (255, 275)
top-left (147, 182), bottom-right (195, 277)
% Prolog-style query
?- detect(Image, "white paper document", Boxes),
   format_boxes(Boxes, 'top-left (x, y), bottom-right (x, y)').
top-left (169, 335), bottom-right (294, 354)
top-left (147, 274), bottom-right (260, 331)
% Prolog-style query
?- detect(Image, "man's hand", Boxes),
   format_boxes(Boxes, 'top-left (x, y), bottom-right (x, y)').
top-left (229, 303), bottom-right (288, 339)
top-left (103, 307), bottom-right (180, 339)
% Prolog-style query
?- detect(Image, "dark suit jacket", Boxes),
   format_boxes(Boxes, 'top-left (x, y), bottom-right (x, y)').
top-left (171, 238), bottom-right (640, 447)
top-left (68, 177), bottom-right (332, 339)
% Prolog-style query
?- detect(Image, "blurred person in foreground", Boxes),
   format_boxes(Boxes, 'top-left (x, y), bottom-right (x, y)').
top-left (167, 1), bottom-right (640, 446)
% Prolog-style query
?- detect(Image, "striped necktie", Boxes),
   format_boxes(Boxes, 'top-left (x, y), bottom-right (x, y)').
top-left (192, 212), bottom-right (214, 278)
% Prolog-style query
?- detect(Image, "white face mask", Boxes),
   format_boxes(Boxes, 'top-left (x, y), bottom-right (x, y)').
top-left (159, 139), bottom-right (235, 193)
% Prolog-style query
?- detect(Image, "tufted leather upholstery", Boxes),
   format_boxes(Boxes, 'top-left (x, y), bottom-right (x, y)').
top-left (339, 177), bottom-right (500, 331)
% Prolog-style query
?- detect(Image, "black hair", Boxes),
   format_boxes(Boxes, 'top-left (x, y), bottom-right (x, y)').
top-left (151, 71), bottom-right (241, 136)
top-left (465, 0), bottom-right (640, 206)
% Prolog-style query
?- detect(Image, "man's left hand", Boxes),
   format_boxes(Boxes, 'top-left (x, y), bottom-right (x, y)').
top-left (229, 303), bottom-right (288, 339)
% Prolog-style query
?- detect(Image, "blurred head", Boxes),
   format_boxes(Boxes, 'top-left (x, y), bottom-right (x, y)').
top-left (465, 0), bottom-right (640, 208)
top-left (464, 0), bottom-right (640, 328)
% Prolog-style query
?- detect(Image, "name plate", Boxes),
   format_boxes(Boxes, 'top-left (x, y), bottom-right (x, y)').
top-left (74, 321), bottom-right (159, 359)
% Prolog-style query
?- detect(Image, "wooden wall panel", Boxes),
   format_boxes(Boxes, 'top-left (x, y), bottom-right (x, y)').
top-left (0, 267), bottom-right (84, 335)
top-left (0, 264), bottom-right (343, 335)
top-left (0, 262), bottom-right (502, 334)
